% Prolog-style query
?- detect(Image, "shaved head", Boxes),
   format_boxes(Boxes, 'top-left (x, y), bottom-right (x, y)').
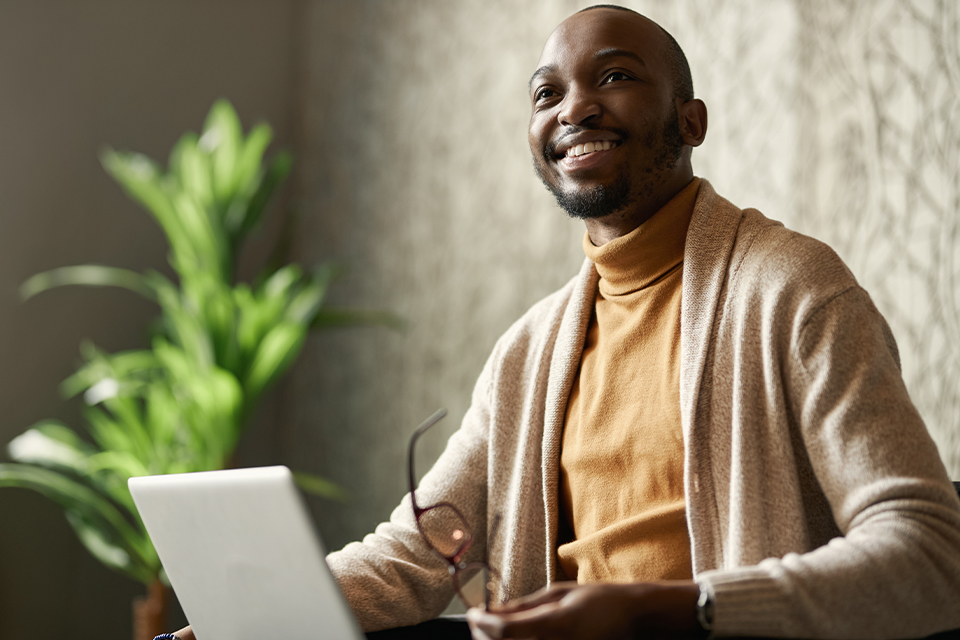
top-left (578, 5), bottom-right (694, 102)
top-left (528, 4), bottom-right (708, 238)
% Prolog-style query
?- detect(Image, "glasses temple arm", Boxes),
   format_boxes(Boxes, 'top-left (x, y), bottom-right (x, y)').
top-left (407, 408), bottom-right (448, 510)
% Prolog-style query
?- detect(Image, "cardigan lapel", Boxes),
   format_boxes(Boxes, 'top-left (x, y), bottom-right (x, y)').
top-left (679, 179), bottom-right (744, 572)
top-left (541, 257), bottom-right (598, 583)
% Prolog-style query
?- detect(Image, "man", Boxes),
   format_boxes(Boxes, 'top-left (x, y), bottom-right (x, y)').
top-left (172, 5), bottom-right (960, 639)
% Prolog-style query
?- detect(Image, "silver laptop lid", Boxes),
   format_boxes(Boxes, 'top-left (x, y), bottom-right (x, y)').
top-left (129, 466), bottom-right (364, 640)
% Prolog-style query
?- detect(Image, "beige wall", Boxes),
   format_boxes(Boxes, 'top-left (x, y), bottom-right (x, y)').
top-left (0, 1), bottom-right (300, 638)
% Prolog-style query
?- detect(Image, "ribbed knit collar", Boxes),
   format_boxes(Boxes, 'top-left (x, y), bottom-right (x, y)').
top-left (583, 178), bottom-right (700, 297)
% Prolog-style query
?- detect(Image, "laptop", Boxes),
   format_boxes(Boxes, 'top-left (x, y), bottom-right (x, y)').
top-left (129, 466), bottom-right (365, 640)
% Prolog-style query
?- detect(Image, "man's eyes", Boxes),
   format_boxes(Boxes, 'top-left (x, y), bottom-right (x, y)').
top-left (533, 71), bottom-right (633, 102)
top-left (602, 71), bottom-right (632, 84)
top-left (534, 87), bottom-right (557, 102)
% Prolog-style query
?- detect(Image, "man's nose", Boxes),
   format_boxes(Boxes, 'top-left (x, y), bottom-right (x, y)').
top-left (558, 88), bottom-right (601, 126)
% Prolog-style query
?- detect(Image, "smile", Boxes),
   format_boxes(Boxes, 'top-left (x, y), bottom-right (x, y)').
top-left (564, 140), bottom-right (619, 158)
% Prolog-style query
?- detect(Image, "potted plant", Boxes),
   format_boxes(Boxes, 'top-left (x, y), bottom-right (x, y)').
top-left (0, 100), bottom-right (392, 639)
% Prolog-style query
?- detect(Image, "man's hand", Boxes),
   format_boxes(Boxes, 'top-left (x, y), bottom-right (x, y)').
top-left (171, 625), bottom-right (195, 640)
top-left (466, 580), bottom-right (703, 640)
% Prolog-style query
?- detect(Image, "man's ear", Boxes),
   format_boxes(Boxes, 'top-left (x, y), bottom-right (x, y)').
top-left (677, 98), bottom-right (707, 148)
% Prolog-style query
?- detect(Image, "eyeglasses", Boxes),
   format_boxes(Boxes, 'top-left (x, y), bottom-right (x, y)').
top-left (407, 408), bottom-right (500, 609)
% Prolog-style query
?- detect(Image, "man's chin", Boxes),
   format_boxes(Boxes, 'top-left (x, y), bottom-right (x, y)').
top-left (551, 184), bottom-right (632, 220)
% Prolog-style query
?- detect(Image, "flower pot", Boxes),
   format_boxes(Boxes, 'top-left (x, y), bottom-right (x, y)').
top-left (133, 579), bottom-right (170, 640)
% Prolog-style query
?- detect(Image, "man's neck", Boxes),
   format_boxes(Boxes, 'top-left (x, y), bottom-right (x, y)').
top-left (585, 171), bottom-right (695, 247)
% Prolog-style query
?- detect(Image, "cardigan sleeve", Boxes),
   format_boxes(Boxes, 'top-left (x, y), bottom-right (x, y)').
top-left (700, 285), bottom-right (960, 639)
top-left (325, 353), bottom-right (496, 633)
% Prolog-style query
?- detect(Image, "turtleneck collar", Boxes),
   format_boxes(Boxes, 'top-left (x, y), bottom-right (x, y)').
top-left (582, 178), bottom-right (701, 297)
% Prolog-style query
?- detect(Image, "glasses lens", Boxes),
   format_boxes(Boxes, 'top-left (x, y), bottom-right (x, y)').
top-left (453, 564), bottom-right (495, 610)
top-left (419, 504), bottom-right (472, 558)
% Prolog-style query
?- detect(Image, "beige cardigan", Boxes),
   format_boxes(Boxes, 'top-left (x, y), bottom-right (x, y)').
top-left (328, 181), bottom-right (960, 638)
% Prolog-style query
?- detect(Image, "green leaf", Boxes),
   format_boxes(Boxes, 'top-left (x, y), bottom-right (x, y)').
top-left (292, 471), bottom-right (349, 502)
top-left (180, 366), bottom-right (244, 458)
top-left (20, 265), bottom-right (156, 301)
top-left (234, 151), bottom-right (292, 246)
top-left (170, 132), bottom-right (213, 208)
top-left (153, 282), bottom-right (216, 369)
top-left (310, 307), bottom-right (407, 332)
top-left (61, 346), bottom-right (160, 399)
top-left (7, 421), bottom-right (95, 472)
top-left (100, 150), bottom-right (188, 255)
top-left (142, 383), bottom-right (181, 456)
top-left (285, 263), bottom-right (344, 325)
top-left (236, 123), bottom-right (273, 192)
top-left (263, 264), bottom-right (303, 300)
top-left (242, 322), bottom-right (306, 403)
top-left (65, 510), bottom-right (152, 583)
top-left (84, 405), bottom-right (148, 462)
top-left (170, 192), bottom-right (228, 282)
top-left (87, 451), bottom-right (150, 480)
top-left (224, 122), bottom-right (274, 235)
top-left (202, 99), bottom-right (243, 204)
top-left (0, 463), bottom-right (156, 579)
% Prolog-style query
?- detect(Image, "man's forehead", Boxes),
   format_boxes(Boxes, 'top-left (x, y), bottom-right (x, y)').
top-left (535, 8), bottom-right (666, 72)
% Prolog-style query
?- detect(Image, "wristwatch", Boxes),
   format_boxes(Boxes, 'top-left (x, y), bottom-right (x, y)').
top-left (696, 583), bottom-right (714, 632)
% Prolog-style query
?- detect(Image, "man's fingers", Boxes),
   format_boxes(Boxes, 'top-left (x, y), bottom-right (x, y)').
top-left (469, 600), bottom-right (566, 638)
top-left (174, 625), bottom-right (195, 640)
top-left (492, 582), bottom-right (576, 613)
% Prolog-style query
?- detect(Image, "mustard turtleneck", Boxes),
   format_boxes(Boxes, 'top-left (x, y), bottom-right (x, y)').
top-left (557, 178), bottom-right (700, 584)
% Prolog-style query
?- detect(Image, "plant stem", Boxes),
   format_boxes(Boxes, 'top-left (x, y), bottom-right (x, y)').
top-left (132, 578), bottom-right (169, 640)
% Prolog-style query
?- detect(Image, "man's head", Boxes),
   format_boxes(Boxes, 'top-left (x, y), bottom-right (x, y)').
top-left (528, 5), bottom-right (707, 224)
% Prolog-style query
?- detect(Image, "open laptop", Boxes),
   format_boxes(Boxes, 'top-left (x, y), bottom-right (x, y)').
top-left (129, 466), bottom-right (365, 640)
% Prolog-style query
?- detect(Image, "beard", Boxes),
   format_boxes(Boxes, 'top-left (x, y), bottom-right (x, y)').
top-left (535, 114), bottom-right (684, 220)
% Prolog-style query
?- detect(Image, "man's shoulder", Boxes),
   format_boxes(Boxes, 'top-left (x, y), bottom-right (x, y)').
top-left (739, 211), bottom-right (858, 310)
top-left (733, 208), bottom-right (855, 287)
top-left (694, 182), bottom-right (863, 322)
top-left (694, 181), bottom-right (855, 291)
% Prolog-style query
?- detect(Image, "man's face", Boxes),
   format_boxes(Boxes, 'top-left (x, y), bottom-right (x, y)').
top-left (528, 9), bottom-right (684, 220)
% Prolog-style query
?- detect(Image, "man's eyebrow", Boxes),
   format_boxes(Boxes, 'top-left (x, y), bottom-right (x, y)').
top-left (528, 64), bottom-right (557, 91)
top-left (593, 47), bottom-right (648, 67)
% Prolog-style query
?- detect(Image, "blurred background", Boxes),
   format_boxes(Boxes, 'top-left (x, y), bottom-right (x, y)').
top-left (0, 1), bottom-right (957, 638)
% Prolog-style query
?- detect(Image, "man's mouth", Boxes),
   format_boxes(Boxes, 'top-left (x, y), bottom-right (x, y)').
top-left (564, 140), bottom-right (619, 158)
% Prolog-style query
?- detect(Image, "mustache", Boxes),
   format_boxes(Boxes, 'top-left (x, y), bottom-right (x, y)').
top-left (544, 125), bottom-right (629, 159)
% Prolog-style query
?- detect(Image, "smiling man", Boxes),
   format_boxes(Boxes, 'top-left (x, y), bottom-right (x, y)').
top-left (168, 5), bottom-right (960, 640)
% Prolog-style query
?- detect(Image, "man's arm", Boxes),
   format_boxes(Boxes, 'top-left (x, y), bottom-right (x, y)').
top-left (696, 285), bottom-right (960, 638)
top-left (326, 354), bottom-right (497, 632)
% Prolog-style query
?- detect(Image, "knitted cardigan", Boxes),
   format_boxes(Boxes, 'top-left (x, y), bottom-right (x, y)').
top-left (327, 181), bottom-right (960, 638)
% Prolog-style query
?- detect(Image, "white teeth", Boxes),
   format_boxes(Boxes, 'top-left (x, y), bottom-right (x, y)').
top-left (565, 140), bottom-right (616, 158)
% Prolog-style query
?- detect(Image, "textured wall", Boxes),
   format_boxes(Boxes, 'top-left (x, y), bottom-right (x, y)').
top-left (793, 0), bottom-right (960, 471)
top-left (288, 0), bottom-right (960, 562)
